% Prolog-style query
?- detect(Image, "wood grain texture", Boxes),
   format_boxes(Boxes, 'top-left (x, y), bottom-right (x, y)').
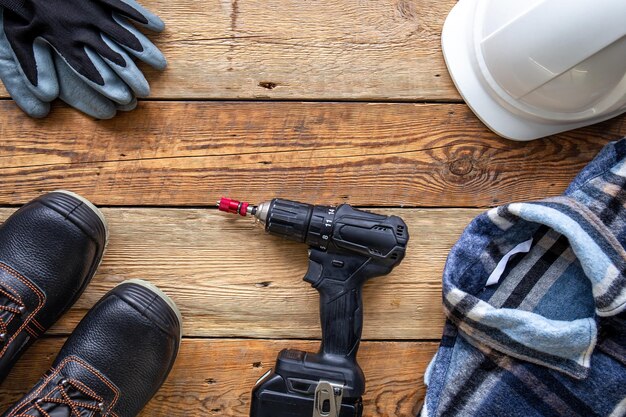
top-left (1, 101), bottom-right (624, 207)
top-left (0, 0), bottom-right (457, 101)
top-left (0, 207), bottom-right (477, 339)
top-left (0, 338), bottom-right (438, 417)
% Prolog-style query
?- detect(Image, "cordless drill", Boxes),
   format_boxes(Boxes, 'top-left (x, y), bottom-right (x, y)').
top-left (217, 197), bottom-right (409, 417)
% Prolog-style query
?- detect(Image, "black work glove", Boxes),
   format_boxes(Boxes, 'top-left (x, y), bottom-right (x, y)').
top-left (0, 0), bottom-right (166, 118)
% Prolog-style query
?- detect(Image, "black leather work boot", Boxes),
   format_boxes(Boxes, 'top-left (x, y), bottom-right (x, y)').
top-left (2, 280), bottom-right (182, 417)
top-left (0, 190), bottom-right (107, 382)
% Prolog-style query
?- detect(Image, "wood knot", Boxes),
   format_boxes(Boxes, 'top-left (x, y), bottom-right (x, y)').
top-left (396, 0), bottom-right (418, 20)
top-left (449, 157), bottom-right (474, 176)
top-left (259, 82), bottom-right (277, 90)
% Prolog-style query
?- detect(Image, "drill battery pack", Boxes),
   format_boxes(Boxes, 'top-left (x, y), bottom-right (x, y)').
top-left (250, 349), bottom-right (364, 417)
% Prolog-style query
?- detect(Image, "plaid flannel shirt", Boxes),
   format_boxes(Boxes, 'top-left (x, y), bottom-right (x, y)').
top-left (421, 139), bottom-right (626, 417)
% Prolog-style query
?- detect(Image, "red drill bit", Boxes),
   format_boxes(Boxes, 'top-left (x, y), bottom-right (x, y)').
top-left (217, 197), bottom-right (251, 216)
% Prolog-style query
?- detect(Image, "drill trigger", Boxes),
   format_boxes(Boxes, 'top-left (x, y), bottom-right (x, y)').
top-left (304, 257), bottom-right (323, 286)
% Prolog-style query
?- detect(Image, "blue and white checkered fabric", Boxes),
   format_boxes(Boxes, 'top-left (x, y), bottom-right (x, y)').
top-left (422, 139), bottom-right (626, 417)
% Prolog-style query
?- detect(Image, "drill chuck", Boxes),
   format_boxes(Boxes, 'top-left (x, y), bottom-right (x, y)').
top-left (218, 197), bottom-right (344, 251)
top-left (262, 199), bottom-right (313, 243)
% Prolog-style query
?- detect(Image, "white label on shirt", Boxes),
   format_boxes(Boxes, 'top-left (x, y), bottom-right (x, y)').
top-left (485, 238), bottom-right (533, 287)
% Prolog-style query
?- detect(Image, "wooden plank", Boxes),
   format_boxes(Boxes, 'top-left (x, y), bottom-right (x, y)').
top-left (1, 338), bottom-right (438, 417)
top-left (0, 207), bottom-right (476, 340)
top-left (0, 0), bottom-right (457, 101)
top-left (1, 102), bottom-right (624, 207)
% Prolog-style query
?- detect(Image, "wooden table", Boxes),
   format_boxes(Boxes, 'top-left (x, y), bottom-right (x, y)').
top-left (0, 1), bottom-right (624, 415)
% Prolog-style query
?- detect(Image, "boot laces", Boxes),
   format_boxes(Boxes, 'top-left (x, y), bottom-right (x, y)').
top-left (0, 287), bottom-right (26, 343)
top-left (20, 378), bottom-right (105, 417)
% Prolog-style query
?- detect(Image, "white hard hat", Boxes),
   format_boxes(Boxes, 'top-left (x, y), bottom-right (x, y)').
top-left (442, 0), bottom-right (626, 141)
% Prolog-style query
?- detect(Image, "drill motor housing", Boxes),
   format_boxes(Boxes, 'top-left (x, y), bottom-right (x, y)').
top-left (249, 199), bottom-right (409, 417)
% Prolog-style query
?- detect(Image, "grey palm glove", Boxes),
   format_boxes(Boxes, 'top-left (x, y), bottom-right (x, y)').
top-left (0, 20), bottom-right (138, 118)
top-left (0, 15), bottom-right (49, 117)
top-left (0, 0), bottom-right (165, 119)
